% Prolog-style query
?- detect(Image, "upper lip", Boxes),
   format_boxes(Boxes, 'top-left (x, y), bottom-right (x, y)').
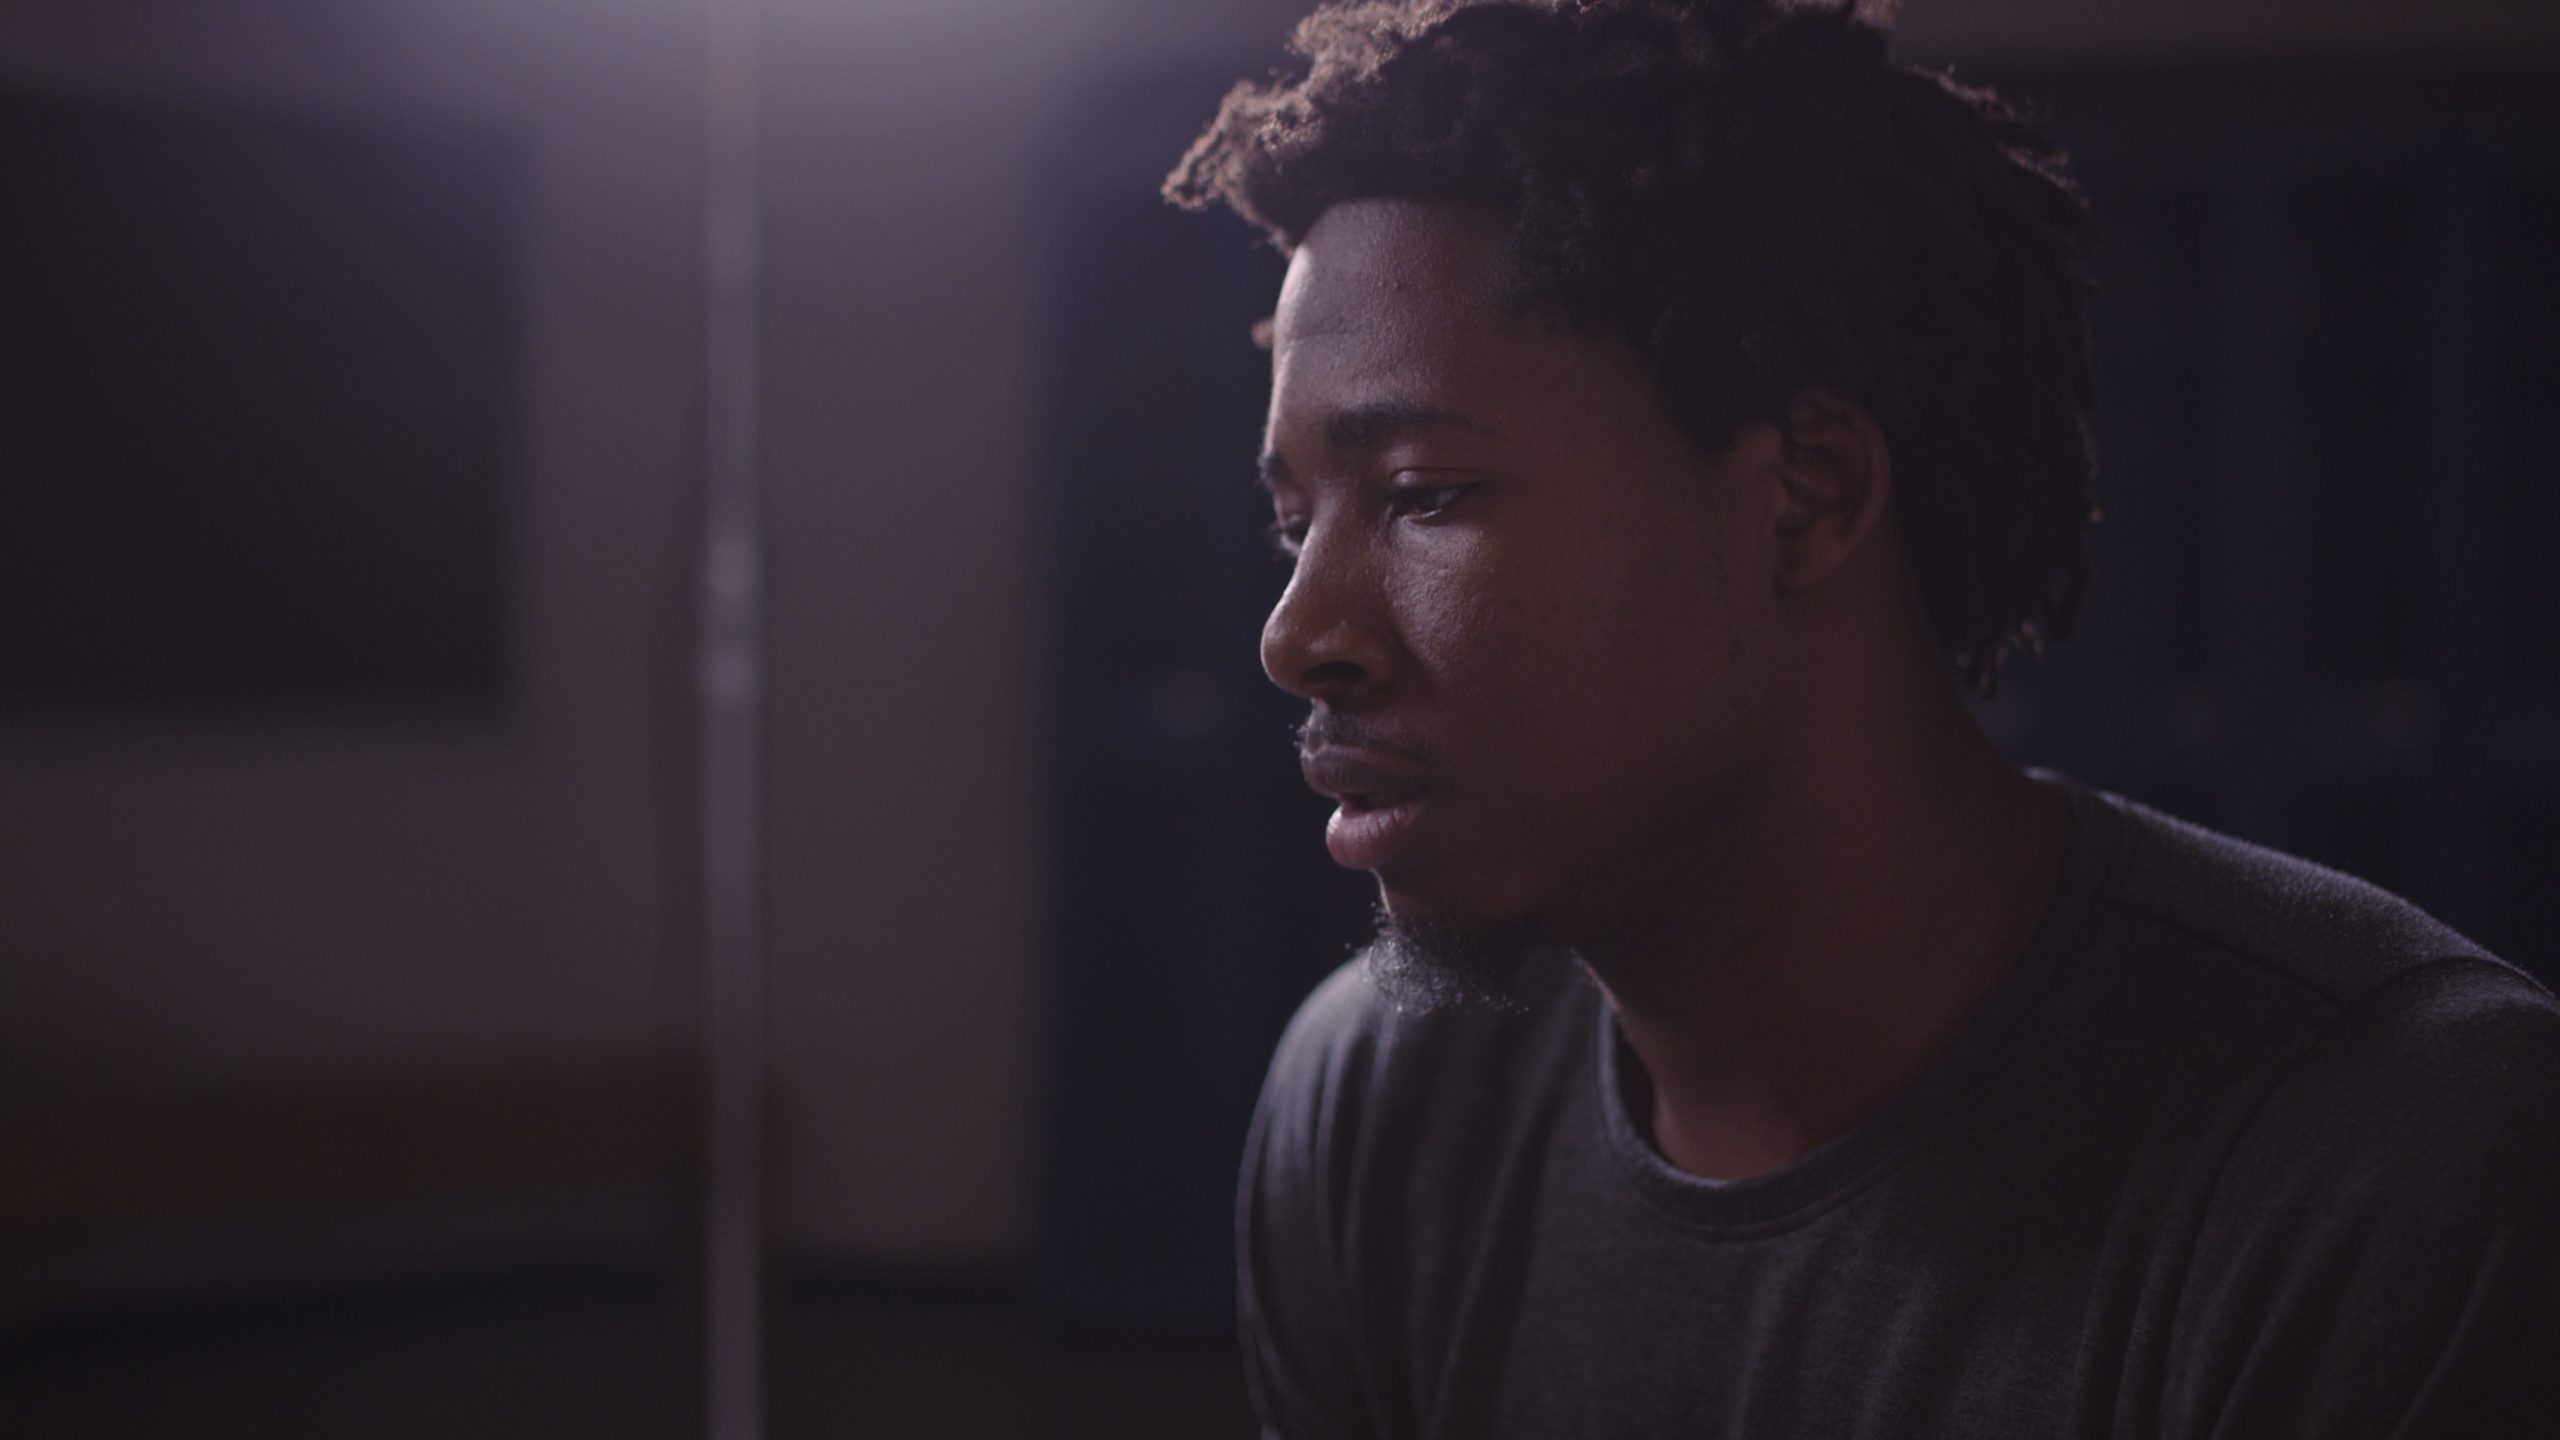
top-left (1299, 747), bottom-right (1427, 811)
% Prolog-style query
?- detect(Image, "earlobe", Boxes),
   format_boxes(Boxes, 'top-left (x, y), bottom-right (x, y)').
top-left (1770, 387), bottom-right (1892, 594)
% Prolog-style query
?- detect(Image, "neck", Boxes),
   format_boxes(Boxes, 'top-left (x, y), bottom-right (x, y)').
top-left (1580, 676), bottom-right (2072, 1182)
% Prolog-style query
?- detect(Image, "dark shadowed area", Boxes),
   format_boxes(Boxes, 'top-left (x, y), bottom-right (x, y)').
top-left (2, 0), bottom-right (2555, 1434)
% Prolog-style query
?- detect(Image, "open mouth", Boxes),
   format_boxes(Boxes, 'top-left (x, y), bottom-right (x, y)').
top-left (1325, 795), bottom-right (1423, 870)
top-left (1300, 744), bottom-right (1431, 870)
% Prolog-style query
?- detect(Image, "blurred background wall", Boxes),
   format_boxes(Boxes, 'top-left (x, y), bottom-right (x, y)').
top-left (3, 0), bottom-right (2556, 1434)
top-left (3, 0), bottom-right (706, 1287)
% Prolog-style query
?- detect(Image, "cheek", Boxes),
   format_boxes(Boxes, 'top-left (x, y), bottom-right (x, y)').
top-left (1380, 528), bottom-right (1508, 685)
top-left (1500, 533), bottom-right (1755, 793)
top-left (1421, 534), bottom-right (1707, 735)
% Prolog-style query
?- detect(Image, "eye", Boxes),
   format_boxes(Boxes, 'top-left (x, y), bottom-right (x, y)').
top-left (1385, 477), bottom-right (1475, 522)
top-left (1265, 512), bottom-right (1308, 561)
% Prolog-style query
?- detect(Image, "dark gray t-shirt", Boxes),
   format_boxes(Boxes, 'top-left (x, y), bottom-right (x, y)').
top-left (1240, 782), bottom-right (2560, 1438)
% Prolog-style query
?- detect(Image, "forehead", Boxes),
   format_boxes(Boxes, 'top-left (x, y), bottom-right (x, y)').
top-left (1275, 198), bottom-right (1514, 338)
top-left (1269, 201), bottom-right (1518, 409)
top-left (1265, 199), bottom-right (1669, 457)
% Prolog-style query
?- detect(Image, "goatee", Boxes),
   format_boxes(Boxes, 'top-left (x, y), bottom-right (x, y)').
top-left (1361, 903), bottom-right (1545, 1015)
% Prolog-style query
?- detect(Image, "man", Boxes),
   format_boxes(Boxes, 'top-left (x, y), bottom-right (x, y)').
top-left (1162, 1), bottom-right (2560, 1436)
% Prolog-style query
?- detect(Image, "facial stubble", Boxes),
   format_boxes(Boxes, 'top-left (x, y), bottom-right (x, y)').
top-left (1360, 900), bottom-right (1551, 1015)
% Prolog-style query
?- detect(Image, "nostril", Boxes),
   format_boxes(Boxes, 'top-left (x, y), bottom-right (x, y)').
top-left (1302, 658), bottom-right (1366, 691)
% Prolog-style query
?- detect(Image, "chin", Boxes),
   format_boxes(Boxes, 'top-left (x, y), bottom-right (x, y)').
top-left (1363, 883), bottom-right (1549, 1015)
top-left (1374, 847), bottom-right (1553, 934)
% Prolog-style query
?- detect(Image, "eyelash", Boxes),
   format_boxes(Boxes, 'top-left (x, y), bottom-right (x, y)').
top-left (1386, 482), bottom-right (1471, 520)
top-left (1266, 516), bottom-right (1306, 561)
top-left (1263, 479), bottom-right (1476, 561)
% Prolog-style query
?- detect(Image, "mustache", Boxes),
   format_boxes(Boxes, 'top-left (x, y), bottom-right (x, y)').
top-left (1295, 712), bottom-right (1436, 765)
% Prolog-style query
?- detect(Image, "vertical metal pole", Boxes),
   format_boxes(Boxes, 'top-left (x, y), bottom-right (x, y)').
top-left (701, 0), bottom-right (765, 1435)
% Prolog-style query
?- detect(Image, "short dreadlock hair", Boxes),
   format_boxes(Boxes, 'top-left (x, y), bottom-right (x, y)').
top-left (1165, 0), bottom-right (2100, 694)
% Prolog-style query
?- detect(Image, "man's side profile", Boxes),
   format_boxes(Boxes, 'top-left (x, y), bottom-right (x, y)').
top-left (1161, 0), bottom-right (2560, 1435)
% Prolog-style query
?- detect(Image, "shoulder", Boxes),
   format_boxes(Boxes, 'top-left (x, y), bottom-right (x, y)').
top-left (2160, 949), bottom-right (2560, 1434)
top-left (2067, 795), bottom-right (2560, 1430)
top-left (2083, 785), bottom-right (2560, 1172)
top-left (2095, 787), bottom-right (2542, 1009)
top-left (2223, 952), bottom-right (2560, 1207)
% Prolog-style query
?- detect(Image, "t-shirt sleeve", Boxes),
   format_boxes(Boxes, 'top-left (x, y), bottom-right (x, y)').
top-left (2164, 959), bottom-right (2560, 1439)
top-left (1238, 962), bottom-right (1391, 1440)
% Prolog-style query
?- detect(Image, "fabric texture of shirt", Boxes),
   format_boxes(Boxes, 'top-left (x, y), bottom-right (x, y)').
top-left (1238, 780), bottom-right (2560, 1438)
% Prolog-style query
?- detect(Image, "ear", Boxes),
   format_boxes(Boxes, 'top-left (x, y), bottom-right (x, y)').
top-left (1769, 387), bottom-right (1892, 595)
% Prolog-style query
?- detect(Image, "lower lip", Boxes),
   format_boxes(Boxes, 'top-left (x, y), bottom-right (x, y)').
top-left (1326, 802), bottom-right (1423, 870)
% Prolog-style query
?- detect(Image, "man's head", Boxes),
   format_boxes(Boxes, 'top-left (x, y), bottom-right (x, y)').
top-left (1165, 0), bottom-right (2100, 1006)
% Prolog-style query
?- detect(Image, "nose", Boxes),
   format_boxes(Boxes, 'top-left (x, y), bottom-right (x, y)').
top-left (1260, 528), bottom-right (1397, 704)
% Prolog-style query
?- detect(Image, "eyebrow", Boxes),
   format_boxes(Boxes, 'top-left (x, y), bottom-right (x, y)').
top-left (1256, 400), bottom-right (1505, 489)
